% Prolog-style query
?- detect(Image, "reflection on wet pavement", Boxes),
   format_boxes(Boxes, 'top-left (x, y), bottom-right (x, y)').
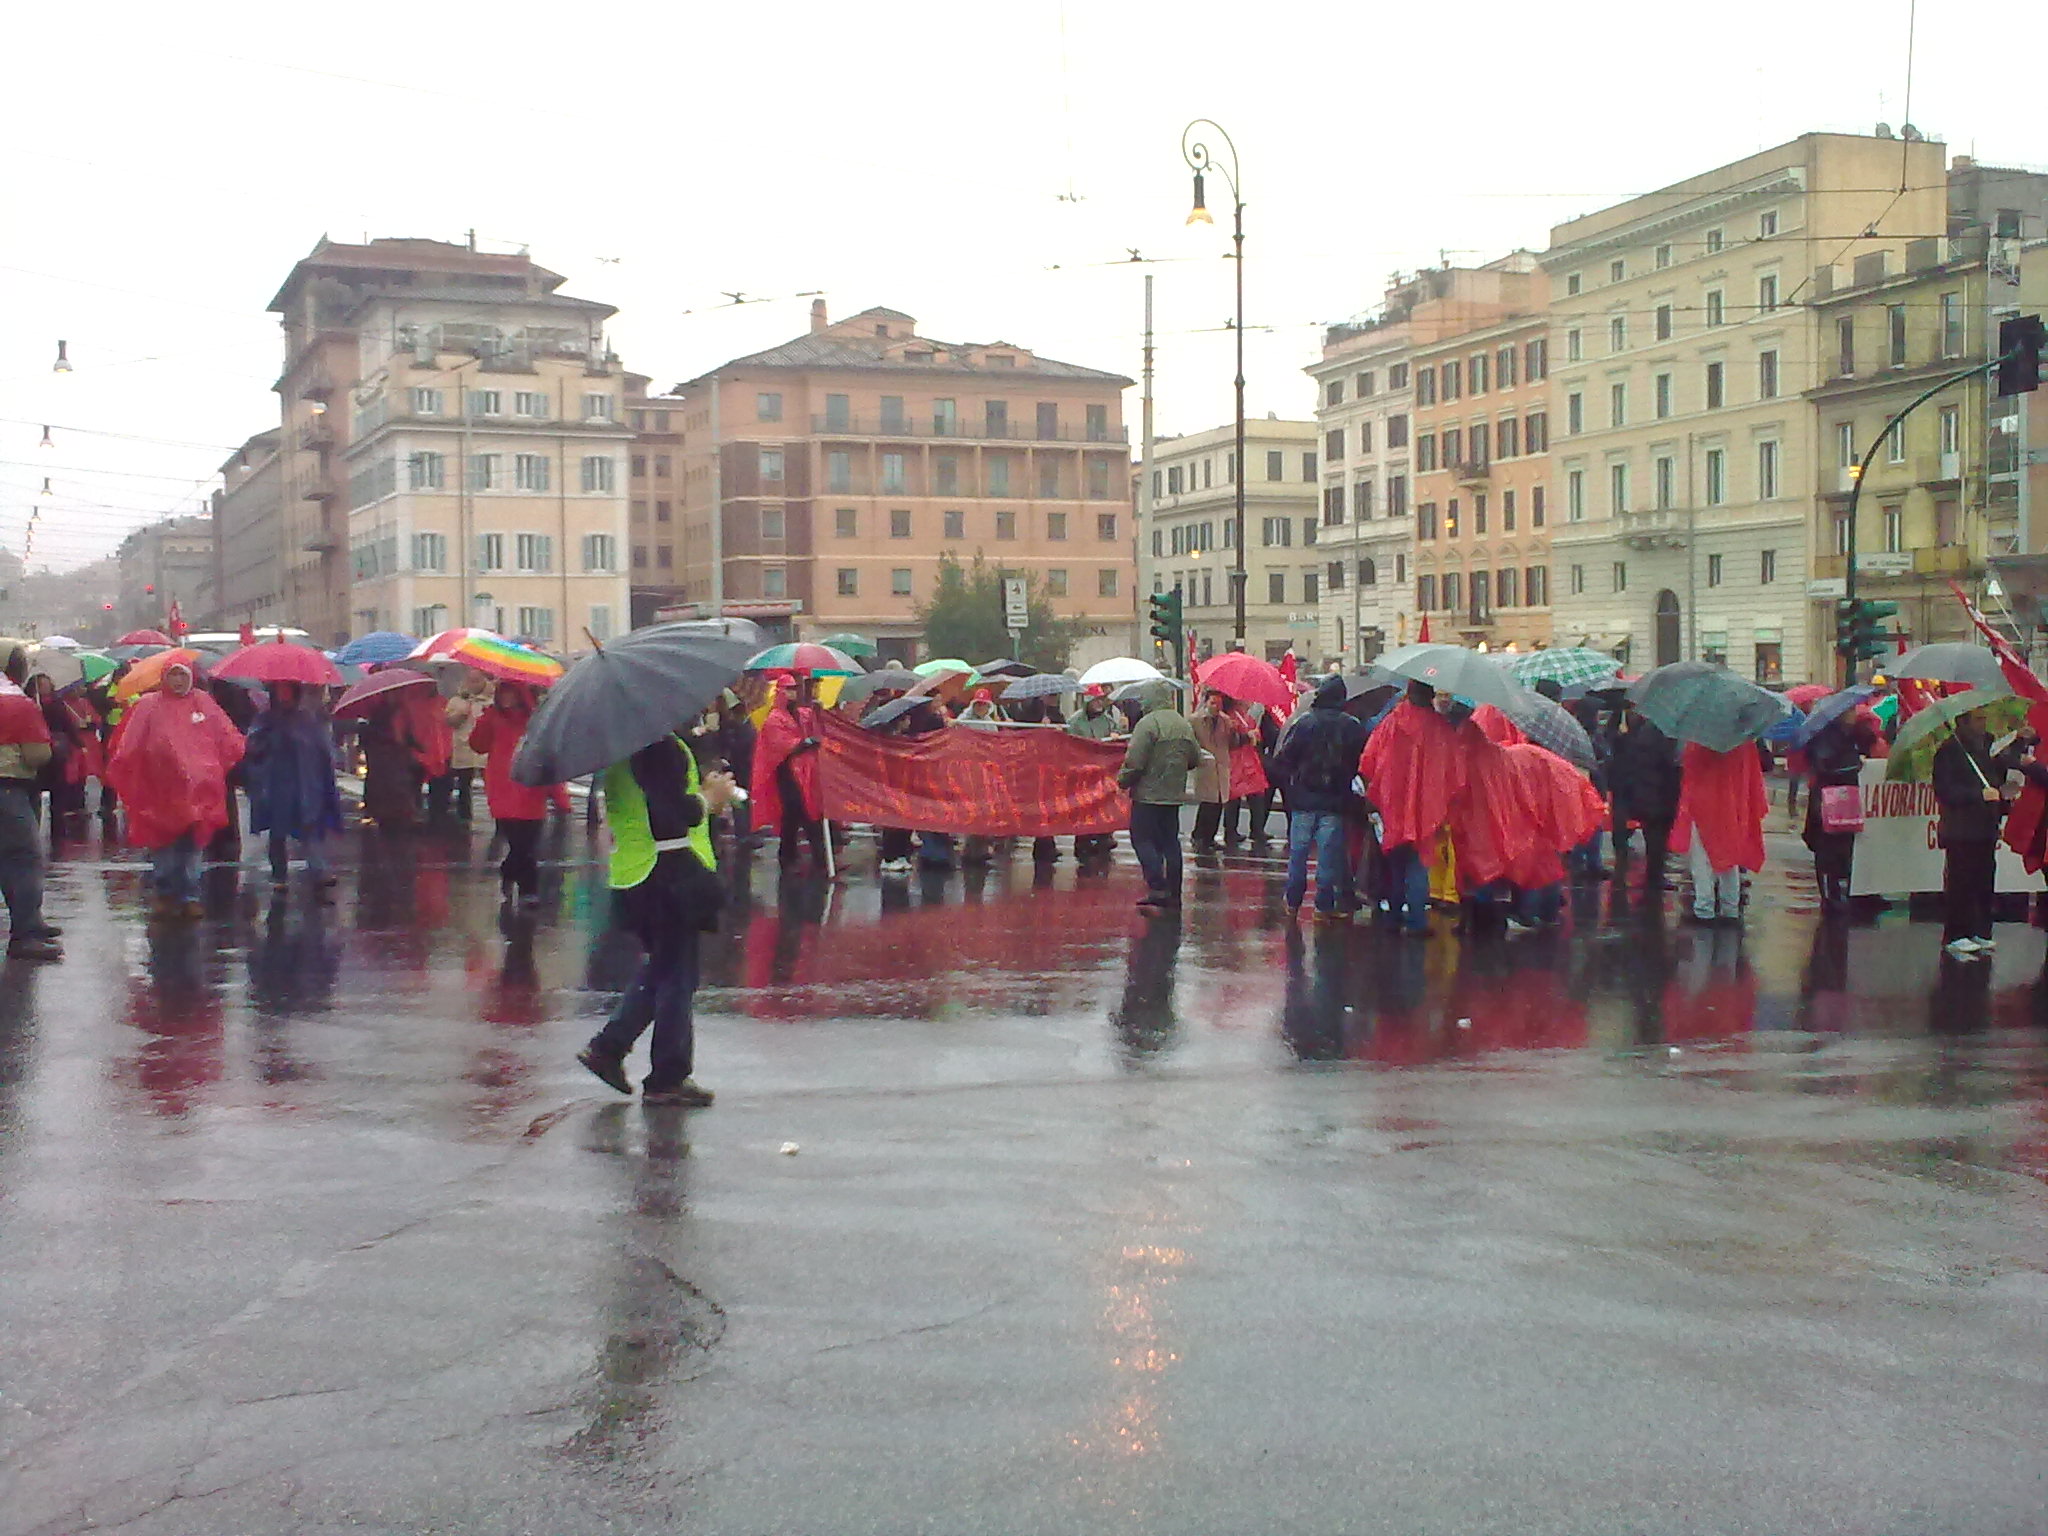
top-left (1, 821), bottom-right (2044, 1534)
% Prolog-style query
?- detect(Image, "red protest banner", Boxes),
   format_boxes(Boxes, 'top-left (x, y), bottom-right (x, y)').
top-left (817, 712), bottom-right (1129, 836)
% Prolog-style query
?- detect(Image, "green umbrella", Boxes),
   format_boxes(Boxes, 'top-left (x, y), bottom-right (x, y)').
top-left (1627, 661), bottom-right (1792, 752)
top-left (1884, 690), bottom-right (2032, 783)
top-left (1500, 646), bottom-right (1621, 690)
top-left (817, 632), bottom-right (878, 658)
top-left (914, 658), bottom-right (977, 679)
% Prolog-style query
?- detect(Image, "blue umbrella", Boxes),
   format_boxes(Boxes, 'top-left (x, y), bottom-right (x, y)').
top-left (1790, 685), bottom-right (1876, 749)
top-left (336, 630), bottom-right (419, 667)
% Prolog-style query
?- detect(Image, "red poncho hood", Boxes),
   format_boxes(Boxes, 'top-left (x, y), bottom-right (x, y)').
top-left (1674, 743), bottom-right (1768, 873)
top-left (105, 687), bottom-right (245, 850)
top-left (753, 701), bottom-right (823, 826)
top-left (1357, 701), bottom-right (1468, 862)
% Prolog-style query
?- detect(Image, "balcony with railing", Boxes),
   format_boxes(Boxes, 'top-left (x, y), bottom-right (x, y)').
top-left (1450, 457), bottom-right (1491, 484)
top-left (810, 414), bottom-right (1128, 444)
top-left (1616, 507), bottom-right (1689, 549)
top-left (297, 419), bottom-right (335, 453)
top-left (1916, 451), bottom-right (1962, 486)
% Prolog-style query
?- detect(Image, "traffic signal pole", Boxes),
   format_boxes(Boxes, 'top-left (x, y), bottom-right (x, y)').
top-left (1839, 351), bottom-right (2015, 685)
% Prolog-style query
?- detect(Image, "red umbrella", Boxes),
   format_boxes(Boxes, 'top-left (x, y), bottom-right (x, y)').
top-left (115, 628), bottom-right (174, 647)
top-left (211, 638), bottom-right (343, 687)
top-left (331, 669), bottom-right (436, 720)
top-left (1193, 651), bottom-right (1293, 713)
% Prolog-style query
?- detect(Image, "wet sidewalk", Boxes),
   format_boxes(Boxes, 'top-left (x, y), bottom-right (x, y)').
top-left (1, 820), bottom-right (2044, 1534)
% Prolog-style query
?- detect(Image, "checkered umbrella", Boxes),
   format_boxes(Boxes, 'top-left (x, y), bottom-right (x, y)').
top-left (1627, 661), bottom-right (1793, 752)
top-left (997, 673), bottom-right (1079, 700)
top-left (1495, 689), bottom-right (1598, 771)
top-left (1501, 647), bottom-right (1622, 690)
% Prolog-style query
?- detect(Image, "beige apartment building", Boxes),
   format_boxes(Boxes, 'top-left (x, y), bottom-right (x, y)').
top-left (210, 427), bottom-right (285, 628)
top-left (663, 303), bottom-right (1135, 664)
top-left (1407, 260), bottom-right (1555, 651)
top-left (269, 238), bottom-right (630, 647)
top-left (1541, 132), bottom-right (1948, 683)
top-left (1142, 418), bottom-right (1318, 665)
top-left (1307, 309), bottom-right (1414, 666)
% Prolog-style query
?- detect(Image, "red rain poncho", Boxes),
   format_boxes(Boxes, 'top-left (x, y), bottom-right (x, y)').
top-left (1503, 743), bottom-right (1607, 889)
top-left (752, 700), bottom-right (823, 827)
top-left (468, 689), bottom-right (551, 821)
top-left (1228, 710), bottom-right (1268, 800)
top-left (1471, 705), bottom-right (1528, 747)
top-left (1357, 700), bottom-right (1468, 863)
top-left (105, 685), bottom-right (246, 850)
top-left (1447, 733), bottom-right (1529, 889)
top-left (399, 687), bottom-right (453, 780)
top-left (1673, 742), bottom-right (1768, 873)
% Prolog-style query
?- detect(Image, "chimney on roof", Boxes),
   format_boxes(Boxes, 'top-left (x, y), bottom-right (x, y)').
top-left (811, 298), bottom-right (828, 334)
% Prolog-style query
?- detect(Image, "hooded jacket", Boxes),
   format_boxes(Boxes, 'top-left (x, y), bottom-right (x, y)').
top-left (1270, 677), bottom-right (1368, 814)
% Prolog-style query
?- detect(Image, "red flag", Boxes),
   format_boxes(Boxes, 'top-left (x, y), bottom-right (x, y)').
top-left (1278, 648), bottom-right (1299, 688)
top-left (165, 599), bottom-right (187, 641)
top-left (1418, 613), bottom-right (1433, 643)
top-left (1949, 579), bottom-right (2048, 730)
top-left (238, 620), bottom-right (256, 647)
top-left (1187, 629), bottom-right (1198, 682)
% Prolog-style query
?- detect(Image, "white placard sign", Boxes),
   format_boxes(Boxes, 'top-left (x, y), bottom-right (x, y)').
top-left (1849, 759), bottom-right (2044, 895)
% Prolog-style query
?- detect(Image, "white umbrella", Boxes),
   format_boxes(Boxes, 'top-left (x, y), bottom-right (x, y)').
top-left (26, 648), bottom-right (84, 688)
top-left (39, 635), bottom-right (80, 650)
top-left (1078, 656), bottom-right (1165, 687)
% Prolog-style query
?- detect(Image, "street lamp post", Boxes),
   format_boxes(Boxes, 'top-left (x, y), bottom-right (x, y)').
top-left (1183, 119), bottom-right (1247, 650)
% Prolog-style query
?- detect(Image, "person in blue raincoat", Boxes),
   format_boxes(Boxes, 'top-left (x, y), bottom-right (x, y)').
top-left (244, 681), bottom-right (344, 890)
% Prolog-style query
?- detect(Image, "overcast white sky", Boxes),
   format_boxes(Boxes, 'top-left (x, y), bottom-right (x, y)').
top-left (5, 0), bottom-right (2042, 571)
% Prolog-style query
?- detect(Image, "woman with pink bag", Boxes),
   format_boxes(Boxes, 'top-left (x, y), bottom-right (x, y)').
top-left (1801, 718), bottom-right (1866, 911)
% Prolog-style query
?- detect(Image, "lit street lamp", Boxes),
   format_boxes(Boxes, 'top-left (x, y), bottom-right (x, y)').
top-left (1182, 119), bottom-right (1246, 649)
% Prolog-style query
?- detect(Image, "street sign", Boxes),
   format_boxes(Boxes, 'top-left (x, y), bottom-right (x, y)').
top-left (1806, 578), bottom-right (1847, 599)
top-left (1855, 552), bottom-right (1913, 577)
top-left (1002, 577), bottom-right (1029, 630)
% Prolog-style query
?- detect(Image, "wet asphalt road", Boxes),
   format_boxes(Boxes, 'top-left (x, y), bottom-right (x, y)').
top-left (1, 810), bottom-right (2045, 1535)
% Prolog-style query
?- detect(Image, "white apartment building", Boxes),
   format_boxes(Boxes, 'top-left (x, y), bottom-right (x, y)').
top-left (1540, 132), bottom-right (1947, 682)
top-left (1307, 316), bottom-right (1415, 666)
top-left (342, 302), bottom-right (632, 649)
top-left (1142, 418), bottom-right (1319, 664)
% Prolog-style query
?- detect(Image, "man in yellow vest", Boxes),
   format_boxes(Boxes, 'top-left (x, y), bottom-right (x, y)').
top-left (577, 734), bottom-right (737, 1106)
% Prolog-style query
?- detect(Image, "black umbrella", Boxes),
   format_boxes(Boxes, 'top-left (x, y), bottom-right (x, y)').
top-left (511, 623), bottom-right (757, 785)
top-left (975, 658), bottom-right (1036, 678)
top-left (860, 694), bottom-right (925, 729)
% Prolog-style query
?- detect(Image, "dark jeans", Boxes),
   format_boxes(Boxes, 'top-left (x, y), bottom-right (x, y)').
top-left (590, 930), bottom-right (701, 1090)
top-left (1616, 812), bottom-right (1673, 887)
top-left (1943, 841), bottom-right (1997, 943)
top-left (1191, 801), bottom-right (1224, 846)
top-left (1227, 791), bottom-right (1275, 840)
top-left (777, 766), bottom-right (827, 866)
top-left (149, 834), bottom-right (202, 903)
top-left (267, 829), bottom-right (329, 883)
top-left (499, 817), bottom-right (542, 897)
top-left (0, 783), bottom-right (49, 936)
top-left (1129, 801), bottom-right (1183, 899)
top-left (1285, 810), bottom-right (1351, 912)
top-left (1383, 844), bottom-right (1432, 932)
top-left (427, 767), bottom-right (476, 821)
top-left (879, 826), bottom-right (915, 861)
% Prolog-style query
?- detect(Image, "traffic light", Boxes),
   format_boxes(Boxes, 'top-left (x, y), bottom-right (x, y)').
top-left (1147, 588), bottom-right (1184, 652)
top-left (1996, 314), bottom-right (2046, 397)
top-left (1835, 597), bottom-right (1900, 662)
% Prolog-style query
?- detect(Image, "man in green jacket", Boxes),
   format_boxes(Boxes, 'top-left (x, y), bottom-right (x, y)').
top-left (1118, 687), bottom-right (1204, 909)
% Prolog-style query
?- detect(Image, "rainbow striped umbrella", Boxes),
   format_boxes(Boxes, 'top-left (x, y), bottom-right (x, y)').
top-left (744, 642), bottom-right (863, 676)
top-left (410, 628), bottom-right (565, 685)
